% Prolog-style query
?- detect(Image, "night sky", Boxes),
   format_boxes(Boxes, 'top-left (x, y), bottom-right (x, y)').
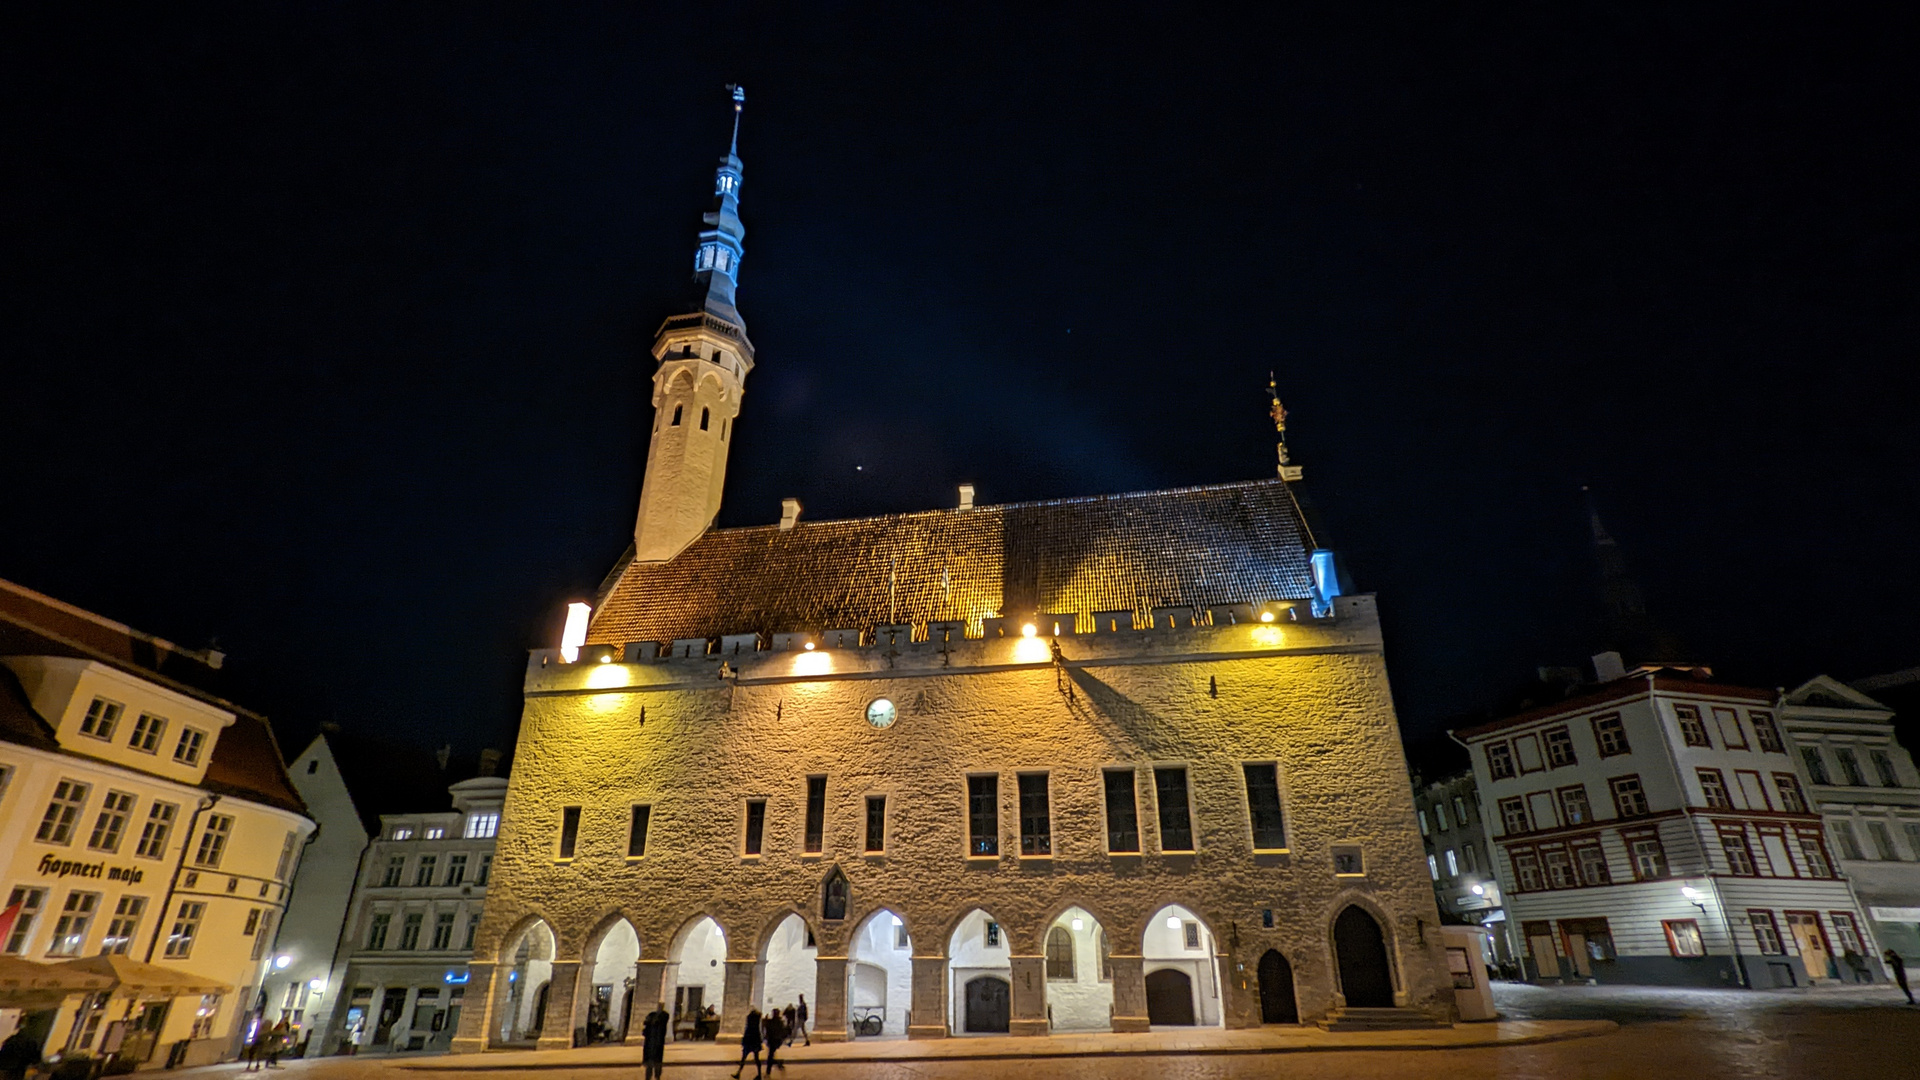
top-left (5, 4), bottom-right (1916, 762)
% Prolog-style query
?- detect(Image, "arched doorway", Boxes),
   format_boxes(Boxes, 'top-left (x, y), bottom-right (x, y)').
top-left (759, 914), bottom-right (817, 1019)
top-left (1042, 906), bottom-right (1113, 1032)
top-left (1141, 904), bottom-right (1223, 1027)
top-left (963, 975), bottom-right (1009, 1033)
top-left (494, 919), bottom-right (556, 1046)
top-left (946, 909), bottom-right (1012, 1035)
top-left (584, 918), bottom-right (641, 1043)
top-left (1257, 949), bottom-right (1298, 1023)
top-left (666, 917), bottom-right (728, 1037)
top-left (1144, 969), bottom-right (1195, 1026)
top-left (1333, 906), bottom-right (1394, 1008)
top-left (847, 909), bottom-right (910, 1038)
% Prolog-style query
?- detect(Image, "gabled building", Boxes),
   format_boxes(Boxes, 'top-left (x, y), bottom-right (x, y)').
top-left (1410, 771), bottom-right (1511, 969)
top-left (1781, 675), bottom-right (1920, 966)
top-left (1455, 665), bottom-right (1871, 988)
top-left (452, 94), bottom-right (1450, 1053)
top-left (0, 578), bottom-right (312, 1068)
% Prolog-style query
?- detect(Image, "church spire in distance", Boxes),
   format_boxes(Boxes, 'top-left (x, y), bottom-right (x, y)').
top-left (631, 87), bottom-right (757, 564)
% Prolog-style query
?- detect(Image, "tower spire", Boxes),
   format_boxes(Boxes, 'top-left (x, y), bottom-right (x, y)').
top-left (727, 83), bottom-right (744, 156)
top-left (1269, 373), bottom-right (1303, 482)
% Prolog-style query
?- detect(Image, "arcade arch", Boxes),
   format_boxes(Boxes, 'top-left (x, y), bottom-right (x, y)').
top-left (847, 908), bottom-right (911, 1038)
top-left (582, 917), bottom-right (641, 1043)
top-left (666, 916), bottom-right (728, 1030)
top-left (493, 918), bottom-right (556, 1046)
top-left (1042, 906), bottom-right (1112, 1032)
top-left (946, 909), bottom-right (1012, 1035)
top-left (758, 913), bottom-right (818, 1018)
top-left (1141, 904), bottom-right (1223, 1027)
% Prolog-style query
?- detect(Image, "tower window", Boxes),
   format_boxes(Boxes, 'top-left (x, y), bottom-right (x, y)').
top-left (671, 405), bottom-right (683, 427)
top-left (700, 408), bottom-right (710, 431)
top-left (721, 419), bottom-right (728, 441)
top-left (712, 349), bottom-right (723, 362)
top-left (683, 343), bottom-right (694, 357)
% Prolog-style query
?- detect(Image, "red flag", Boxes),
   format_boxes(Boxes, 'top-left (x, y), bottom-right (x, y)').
top-left (0, 902), bottom-right (20, 949)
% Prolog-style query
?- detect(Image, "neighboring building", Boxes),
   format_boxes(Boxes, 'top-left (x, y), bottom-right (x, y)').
top-left (1411, 771), bottom-right (1512, 969)
top-left (452, 95), bottom-right (1449, 1055)
top-left (325, 773), bottom-right (506, 1054)
top-left (1456, 665), bottom-right (1872, 988)
top-left (0, 579), bottom-right (312, 1068)
top-left (1781, 675), bottom-right (1920, 965)
top-left (267, 731), bottom-right (370, 1054)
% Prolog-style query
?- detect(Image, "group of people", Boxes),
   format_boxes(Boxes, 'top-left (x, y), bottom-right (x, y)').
top-left (629, 995), bottom-right (809, 1080)
top-left (242, 1016), bottom-right (294, 1071)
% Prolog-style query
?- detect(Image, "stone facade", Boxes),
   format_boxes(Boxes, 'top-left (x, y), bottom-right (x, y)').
top-left (451, 597), bottom-right (1450, 1050)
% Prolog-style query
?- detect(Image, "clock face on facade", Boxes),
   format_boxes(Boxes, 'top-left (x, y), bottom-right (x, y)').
top-left (866, 698), bottom-right (897, 729)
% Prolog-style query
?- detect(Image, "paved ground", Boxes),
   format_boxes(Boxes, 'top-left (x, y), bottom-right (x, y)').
top-left (179, 983), bottom-right (1920, 1079)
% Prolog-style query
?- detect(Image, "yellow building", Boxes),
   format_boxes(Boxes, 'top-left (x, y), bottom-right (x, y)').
top-left (1, 579), bottom-right (313, 1068)
top-left (453, 95), bottom-right (1449, 1053)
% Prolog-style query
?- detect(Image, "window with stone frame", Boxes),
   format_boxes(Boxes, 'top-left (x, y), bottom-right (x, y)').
top-left (1557, 784), bottom-right (1592, 825)
top-left (1592, 713), bottom-right (1631, 757)
top-left (445, 853), bottom-right (467, 885)
top-left (1748, 910), bottom-right (1785, 954)
top-left (968, 775), bottom-right (999, 857)
top-left (1835, 747), bottom-right (1867, 787)
top-left (1801, 747), bottom-right (1832, 785)
top-left (477, 854), bottom-right (492, 885)
top-left (1609, 775), bottom-right (1650, 818)
top-left (630, 805), bottom-right (652, 858)
top-left (381, 856), bottom-right (405, 887)
top-left (743, 801), bottom-right (766, 856)
top-left (399, 912), bottom-right (423, 950)
top-left (1673, 705), bottom-right (1712, 748)
top-left (864, 796), bottom-right (884, 853)
top-left (1749, 711), bottom-right (1784, 753)
top-left (804, 776), bottom-right (827, 854)
top-left (1696, 768), bottom-right (1733, 810)
top-left (558, 806), bottom-right (581, 859)
top-left (1103, 770), bottom-right (1139, 853)
top-left (1870, 749), bottom-right (1901, 788)
top-left (1018, 773), bottom-right (1052, 856)
top-left (1719, 828), bottom-right (1758, 875)
top-left (414, 855), bottom-right (438, 887)
top-left (1498, 796), bottom-right (1530, 835)
top-left (1242, 762), bottom-right (1287, 850)
top-left (432, 911), bottom-right (456, 950)
top-left (1486, 741), bottom-right (1516, 780)
top-left (367, 912), bottom-right (391, 949)
top-left (1544, 726), bottom-right (1577, 768)
top-left (1153, 767), bottom-right (1195, 852)
top-left (1574, 842), bottom-right (1611, 885)
top-left (1773, 773), bottom-right (1809, 813)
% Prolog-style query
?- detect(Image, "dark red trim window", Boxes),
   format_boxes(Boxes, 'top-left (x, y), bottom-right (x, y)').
top-left (1592, 713), bottom-right (1631, 757)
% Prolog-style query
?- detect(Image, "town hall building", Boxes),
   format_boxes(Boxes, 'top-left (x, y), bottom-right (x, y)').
top-left (451, 94), bottom-right (1449, 1051)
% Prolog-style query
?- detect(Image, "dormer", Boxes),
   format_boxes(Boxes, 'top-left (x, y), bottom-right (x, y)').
top-left (1, 655), bottom-right (236, 786)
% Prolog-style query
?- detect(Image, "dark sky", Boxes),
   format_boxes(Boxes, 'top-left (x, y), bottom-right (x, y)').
top-left (5, 4), bottom-right (1916, 759)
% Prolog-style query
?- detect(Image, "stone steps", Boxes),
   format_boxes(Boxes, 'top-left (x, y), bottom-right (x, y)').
top-left (1316, 1007), bottom-right (1451, 1032)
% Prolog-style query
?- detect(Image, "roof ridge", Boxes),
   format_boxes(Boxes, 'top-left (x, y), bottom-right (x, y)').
top-left (0, 576), bottom-right (220, 670)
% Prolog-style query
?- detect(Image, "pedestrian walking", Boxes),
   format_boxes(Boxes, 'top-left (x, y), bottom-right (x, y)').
top-left (731, 1007), bottom-right (763, 1079)
top-left (762, 1008), bottom-right (786, 1072)
top-left (266, 1017), bottom-right (293, 1068)
top-left (795, 994), bottom-right (810, 1046)
top-left (641, 1002), bottom-right (669, 1080)
top-left (782, 1004), bottom-right (797, 1047)
top-left (1888, 949), bottom-right (1914, 1005)
top-left (243, 1026), bottom-right (266, 1072)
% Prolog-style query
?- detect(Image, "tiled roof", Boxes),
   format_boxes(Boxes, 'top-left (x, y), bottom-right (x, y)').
top-left (589, 478), bottom-right (1317, 644)
top-left (0, 578), bottom-right (307, 817)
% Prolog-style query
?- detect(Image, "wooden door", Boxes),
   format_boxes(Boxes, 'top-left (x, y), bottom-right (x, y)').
top-left (1528, 933), bottom-right (1560, 979)
top-left (1257, 950), bottom-right (1298, 1024)
top-left (963, 976), bottom-right (1010, 1033)
top-left (1786, 913), bottom-right (1831, 981)
top-left (1333, 906), bottom-right (1395, 1007)
top-left (1144, 968), bottom-right (1196, 1026)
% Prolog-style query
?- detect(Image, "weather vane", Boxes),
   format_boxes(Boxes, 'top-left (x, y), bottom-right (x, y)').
top-left (1269, 372), bottom-right (1302, 481)
top-left (725, 84), bottom-right (745, 154)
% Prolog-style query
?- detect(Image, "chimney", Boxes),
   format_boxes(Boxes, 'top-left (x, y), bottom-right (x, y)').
top-left (1592, 651), bottom-right (1627, 682)
top-left (478, 749), bottom-right (502, 778)
top-left (780, 498), bottom-right (802, 530)
top-left (958, 484), bottom-right (975, 511)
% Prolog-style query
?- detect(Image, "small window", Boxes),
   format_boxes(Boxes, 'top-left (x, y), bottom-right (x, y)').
top-left (164, 901), bottom-right (206, 959)
top-left (1662, 918), bottom-right (1705, 958)
top-left (1750, 711), bottom-right (1784, 753)
top-left (1835, 748), bottom-right (1867, 787)
top-left (381, 856), bottom-right (405, 887)
top-left (1712, 706), bottom-right (1748, 750)
top-left (1609, 776), bottom-right (1650, 818)
top-left (135, 802), bottom-right (176, 859)
top-left (1018, 774), bottom-right (1051, 856)
top-left (743, 800), bottom-right (766, 856)
top-left (1183, 921), bottom-right (1202, 950)
top-left (194, 814), bottom-right (233, 868)
top-left (100, 896), bottom-right (146, 955)
top-left (1417, 809), bottom-right (1430, 836)
top-left (79, 698), bottom-right (123, 740)
top-left (804, 776), bottom-right (827, 854)
top-left (1720, 829), bottom-right (1757, 875)
top-left (1866, 820), bottom-right (1895, 860)
top-left (1512, 851), bottom-right (1543, 891)
top-left (1748, 911), bottom-right (1784, 954)
top-left (37, 780), bottom-right (91, 845)
top-left (1486, 742), bottom-right (1516, 780)
top-left (88, 791), bottom-right (136, 853)
top-left (1045, 926), bottom-right (1075, 980)
top-left (1462, 842), bottom-right (1479, 873)
top-left (391, 826), bottom-right (414, 840)
top-left (985, 921), bottom-right (1001, 948)
top-left (173, 727), bottom-right (207, 766)
top-left (1574, 843), bottom-right (1610, 885)
top-left (400, 912), bottom-right (423, 950)
top-left (1557, 785), bottom-right (1592, 825)
top-left (967, 776), bottom-right (999, 857)
top-left (1799, 833), bottom-right (1834, 877)
top-left (1497, 796), bottom-right (1529, 835)
top-left (367, 912), bottom-right (391, 950)
top-left (446, 853), bottom-right (468, 885)
top-left (1434, 802), bottom-right (1450, 831)
top-left (864, 795), bottom-right (885, 853)
top-left (476, 854), bottom-right (492, 885)
top-left (1801, 747), bottom-right (1831, 785)
top-left (1544, 849), bottom-right (1575, 889)
top-left (1674, 705), bottom-right (1712, 748)
top-left (557, 806), bottom-right (581, 859)
top-left (1543, 726), bottom-right (1577, 767)
top-left (276, 830), bottom-right (298, 880)
top-left (1427, 854), bottom-right (1439, 881)
top-left (1773, 773), bottom-right (1809, 813)
top-left (1592, 714), bottom-right (1630, 757)
top-left (1870, 749), bottom-right (1901, 788)
top-left (1243, 763), bottom-right (1286, 850)
top-left (465, 812), bottom-right (499, 839)
top-left (700, 407), bottom-right (711, 431)
top-left (129, 713), bottom-right (166, 754)
top-left (1332, 844), bottom-right (1365, 876)
top-left (671, 404), bottom-right (683, 427)
top-left (423, 827), bottom-right (445, 840)
top-left (414, 856), bottom-right (437, 887)
top-left (628, 805), bottom-right (651, 858)
top-left (1102, 769), bottom-right (1139, 853)
top-left (432, 911), bottom-right (456, 950)
top-left (1453, 795), bottom-right (1470, 822)
top-left (1697, 768), bottom-right (1732, 810)
top-left (1154, 766), bottom-right (1194, 852)
top-left (45, 891), bottom-right (100, 957)
top-left (1830, 912), bottom-right (1865, 955)
top-left (1445, 849), bottom-right (1459, 876)
top-left (1630, 836), bottom-right (1669, 879)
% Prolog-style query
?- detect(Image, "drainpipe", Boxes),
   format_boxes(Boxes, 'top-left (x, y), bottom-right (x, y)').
top-left (146, 795), bottom-right (219, 963)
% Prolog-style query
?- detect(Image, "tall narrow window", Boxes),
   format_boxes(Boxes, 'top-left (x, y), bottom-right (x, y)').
top-left (432, 912), bottom-right (455, 950)
top-left (864, 796), bottom-right (885, 853)
top-left (381, 856), bottom-right (405, 887)
top-left (1866, 820), bottom-right (1895, 860)
top-left (446, 853), bottom-right (468, 885)
top-left (3, 888), bottom-right (47, 954)
top-left (164, 901), bottom-right (206, 959)
top-left (194, 814), bottom-right (233, 868)
top-left (1674, 705), bottom-right (1712, 748)
top-left (804, 776), bottom-right (827, 854)
top-left (477, 854), bottom-right (492, 885)
top-left (557, 806), bottom-right (581, 859)
top-left (1748, 910), bottom-right (1784, 954)
top-left (670, 405), bottom-right (683, 427)
top-left (1103, 770), bottom-right (1139, 853)
top-left (1870, 749), bottom-right (1901, 788)
top-left (1018, 774), bottom-right (1052, 856)
top-left (46, 891), bottom-right (99, 957)
top-left (1750, 711), bottom-right (1784, 753)
top-left (1835, 748), bottom-right (1867, 787)
top-left (628, 805), bottom-right (651, 858)
top-left (276, 830), bottom-right (298, 880)
top-left (1154, 767), bottom-right (1194, 852)
top-left (88, 791), bottom-right (135, 853)
top-left (1697, 768), bottom-right (1732, 810)
top-left (1774, 773), bottom-right (1809, 813)
top-left (743, 800), bottom-right (766, 856)
top-left (135, 802), bottom-right (176, 859)
top-left (37, 780), bottom-right (90, 845)
top-left (100, 896), bottom-right (146, 955)
top-left (699, 407), bottom-right (710, 431)
top-left (1243, 763), bottom-right (1286, 850)
top-left (1801, 747), bottom-right (1831, 785)
top-left (367, 913), bottom-right (391, 950)
top-left (967, 775), bottom-right (999, 857)
top-left (1045, 926), bottom-right (1075, 980)
top-left (400, 912), bottom-right (422, 950)
top-left (414, 856), bottom-right (437, 887)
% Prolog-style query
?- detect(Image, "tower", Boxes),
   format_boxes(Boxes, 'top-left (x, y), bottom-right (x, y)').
top-left (633, 86), bottom-right (756, 563)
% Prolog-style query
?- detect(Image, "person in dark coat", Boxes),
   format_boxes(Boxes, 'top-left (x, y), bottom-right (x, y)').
top-left (782, 1005), bottom-right (797, 1047)
top-left (761, 1009), bottom-right (785, 1072)
top-left (641, 1002), bottom-right (669, 1080)
top-left (730, 1008), bottom-right (762, 1079)
top-left (0, 1028), bottom-right (43, 1080)
top-left (1888, 949), bottom-right (1914, 1004)
top-left (794, 995), bottom-right (810, 1045)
